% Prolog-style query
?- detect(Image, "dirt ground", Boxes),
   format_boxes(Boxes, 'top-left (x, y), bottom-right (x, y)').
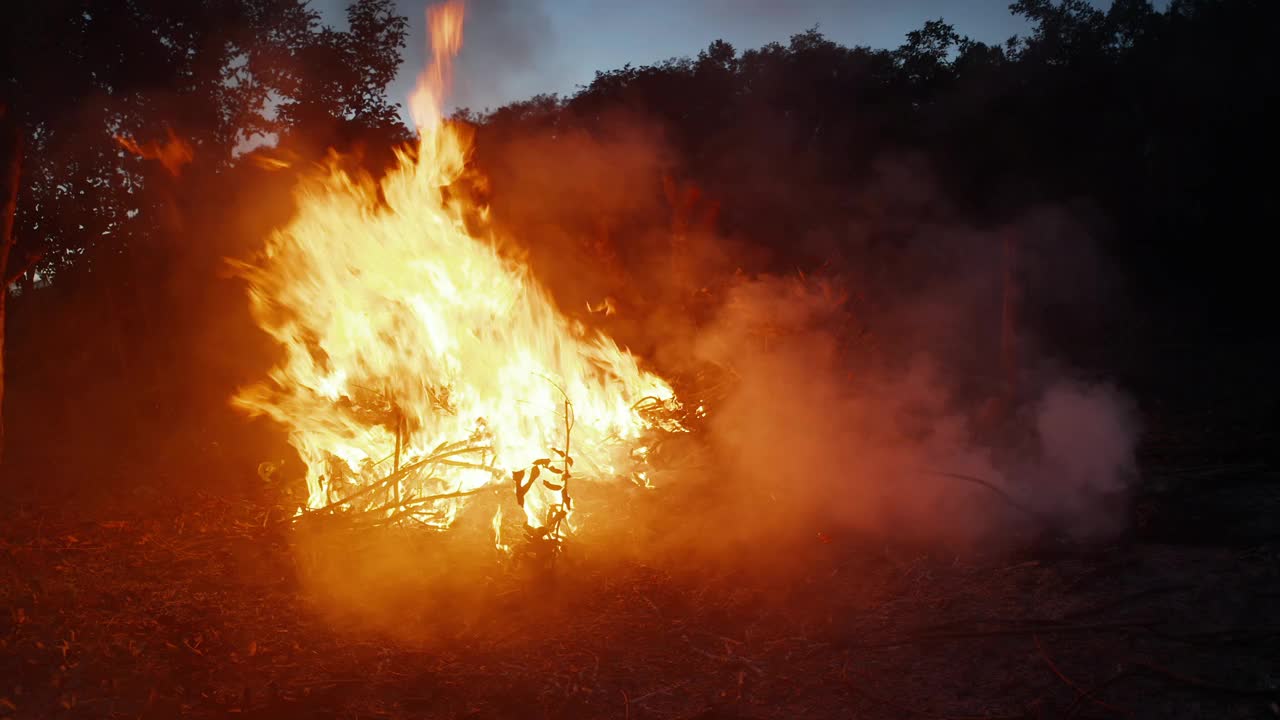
top-left (2, 452), bottom-right (1278, 720)
top-left (2, 339), bottom-right (1278, 720)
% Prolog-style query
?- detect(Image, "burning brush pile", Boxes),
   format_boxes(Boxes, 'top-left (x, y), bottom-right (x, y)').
top-left (231, 2), bottom-right (685, 558)
top-left (228, 0), bottom-right (1141, 576)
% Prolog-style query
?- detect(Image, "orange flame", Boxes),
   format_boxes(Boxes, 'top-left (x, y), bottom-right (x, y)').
top-left (409, 0), bottom-right (465, 133)
top-left (248, 152), bottom-right (293, 171)
top-left (115, 127), bottom-right (194, 176)
top-left (233, 1), bottom-right (679, 538)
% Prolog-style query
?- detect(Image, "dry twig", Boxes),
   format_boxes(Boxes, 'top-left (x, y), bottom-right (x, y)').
top-left (924, 470), bottom-right (1047, 522)
top-left (1034, 634), bottom-right (1130, 716)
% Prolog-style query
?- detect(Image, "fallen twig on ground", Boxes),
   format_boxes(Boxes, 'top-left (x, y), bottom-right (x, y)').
top-left (924, 470), bottom-right (1049, 523)
top-left (683, 635), bottom-right (764, 677)
top-left (631, 680), bottom-right (691, 705)
top-left (1034, 634), bottom-right (1130, 716)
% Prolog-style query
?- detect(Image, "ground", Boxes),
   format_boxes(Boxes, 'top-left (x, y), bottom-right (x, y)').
top-left (2, 343), bottom-right (1278, 719)
top-left (2, 459), bottom-right (1278, 719)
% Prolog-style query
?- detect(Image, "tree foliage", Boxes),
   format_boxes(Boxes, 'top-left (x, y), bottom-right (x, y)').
top-left (0, 0), bottom-right (412, 468)
top-left (1, 0), bottom-right (410, 285)
top-left (461, 0), bottom-right (1277, 334)
top-left (2, 0), bottom-right (1277, 475)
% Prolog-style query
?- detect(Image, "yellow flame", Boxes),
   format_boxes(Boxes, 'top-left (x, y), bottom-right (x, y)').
top-left (492, 507), bottom-right (509, 554)
top-left (409, 0), bottom-right (465, 133)
top-left (233, 1), bottom-right (676, 537)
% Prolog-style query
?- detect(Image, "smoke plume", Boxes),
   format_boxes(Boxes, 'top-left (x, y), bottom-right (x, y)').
top-left (472, 120), bottom-right (1142, 557)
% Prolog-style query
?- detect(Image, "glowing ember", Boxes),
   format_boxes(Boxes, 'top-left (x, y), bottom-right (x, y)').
top-left (232, 1), bottom-right (677, 540)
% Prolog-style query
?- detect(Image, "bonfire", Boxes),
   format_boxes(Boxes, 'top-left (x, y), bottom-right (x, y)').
top-left (231, 0), bottom-right (681, 552)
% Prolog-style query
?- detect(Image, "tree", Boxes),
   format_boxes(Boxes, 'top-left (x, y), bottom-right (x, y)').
top-left (0, 0), bottom-right (412, 466)
top-left (456, 0), bottom-right (1277, 392)
top-left (0, 106), bottom-right (21, 465)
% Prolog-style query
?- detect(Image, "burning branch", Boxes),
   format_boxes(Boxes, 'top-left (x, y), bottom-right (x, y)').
top-left (114, 127), bottom-right (193, 177)
top-left (304, 440), bottom-right (501, 521)
top-left (232, 0), bottom-right (679, 548)
top-left (507, 380), bottom-right (578, 562)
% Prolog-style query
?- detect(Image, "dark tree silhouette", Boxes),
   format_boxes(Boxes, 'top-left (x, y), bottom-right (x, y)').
top-left (3, 0), bottom-right (1278, 477)
top-left (460, 0), bottom-right (1277, 344)
top-left (0, 0), bottom-right (411, 466)
top-left (0, 106), bottom-right (21, 463)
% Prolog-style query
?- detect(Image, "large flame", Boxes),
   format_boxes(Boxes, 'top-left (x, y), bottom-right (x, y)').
top-left (233, 1), bottom-right (677, 539)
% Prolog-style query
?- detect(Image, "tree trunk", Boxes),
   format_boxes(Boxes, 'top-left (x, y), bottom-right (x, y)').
top-left (0, 108), bottom-right (22, 467)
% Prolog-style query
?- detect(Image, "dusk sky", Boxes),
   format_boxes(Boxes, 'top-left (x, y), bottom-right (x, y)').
top-left (314, 0), bottom-right (1127, 118)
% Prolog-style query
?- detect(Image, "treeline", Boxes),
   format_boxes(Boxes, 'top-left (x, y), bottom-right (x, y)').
top-left (2, 0), bottom-right (1275, 482)
top-left (458, 0), bottom-right (1275, 342)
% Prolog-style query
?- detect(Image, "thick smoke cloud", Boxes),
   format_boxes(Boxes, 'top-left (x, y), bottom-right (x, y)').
top-left (680, 272), bottom-right (1139, 553)
top-left (472, 118), bottom-right (1142, 558)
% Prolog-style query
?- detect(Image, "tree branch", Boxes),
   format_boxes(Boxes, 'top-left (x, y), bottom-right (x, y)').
top-left (5, 251), bottom-right (42, 287)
